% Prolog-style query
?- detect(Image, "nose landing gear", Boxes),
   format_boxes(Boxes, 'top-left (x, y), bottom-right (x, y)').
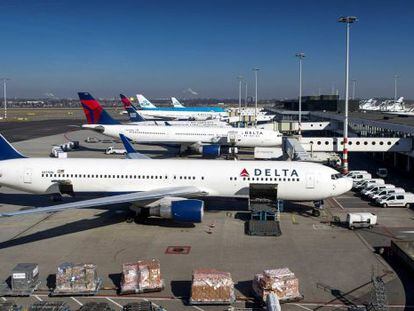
top-left (312, 200), bottom-right (324, 217)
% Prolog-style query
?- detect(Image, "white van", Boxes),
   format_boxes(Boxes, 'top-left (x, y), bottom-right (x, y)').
top-left (347, 212), bottom-right (377, 229)
top-left (351, 173), bottom-right (372, 187)
top-left (362, 184), bottom-right (395, 198)
top-left (355, 179), bottom-right (385, 191)
top-left (372, 188), bottom-right (405, 201)
top-left (377, 192), bottom-right (414, 208)
top-left (346, 170), bottom-right (368, 177)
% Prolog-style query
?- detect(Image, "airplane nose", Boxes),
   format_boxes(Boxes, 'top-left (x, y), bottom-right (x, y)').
top-left (337, 177), bottom-right (353, 195)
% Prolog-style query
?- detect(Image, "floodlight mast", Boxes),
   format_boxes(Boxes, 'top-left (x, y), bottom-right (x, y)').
top-left (338, 16), bottom-right (358, 174)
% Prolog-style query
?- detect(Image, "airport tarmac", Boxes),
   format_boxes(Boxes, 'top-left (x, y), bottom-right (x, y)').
top-left (0, 124), bottom-right (413, 310)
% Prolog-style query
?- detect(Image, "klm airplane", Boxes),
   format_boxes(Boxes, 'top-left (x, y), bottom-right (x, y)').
top-left (137, 94), bottom-right (226, 113)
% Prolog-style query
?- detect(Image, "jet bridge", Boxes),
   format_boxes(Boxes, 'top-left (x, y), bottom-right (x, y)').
top-left (283, 136), bottom-right (412, 156)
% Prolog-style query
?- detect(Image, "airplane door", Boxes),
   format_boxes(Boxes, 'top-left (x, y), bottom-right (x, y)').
top-left (306, 174), bottom-right (315, 189)
top-left (23, 168), bottom-right (32, 184)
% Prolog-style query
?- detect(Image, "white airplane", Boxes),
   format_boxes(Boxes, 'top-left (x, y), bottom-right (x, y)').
top-left (120, 95), bottom-right (230, 128)
top-left (0, 134), bottom-right (353, 220)
top-left (136, 94), bottom-right (228, 121)
top-left (80, 93), bottom-right (283, 156)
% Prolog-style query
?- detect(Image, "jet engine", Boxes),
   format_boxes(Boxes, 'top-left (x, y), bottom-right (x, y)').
top-left (145, 197), bottom-right (204, 223)
top-left (189, 143), bottom-right (221, 158)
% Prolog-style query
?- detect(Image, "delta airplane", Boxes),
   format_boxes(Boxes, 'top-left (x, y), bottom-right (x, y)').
top-left (0, 134), bottom-right (353, 221)
top-left (80, 93), bottom-right (283, 156)
top-left (120, 95), bottom-right (230, 127)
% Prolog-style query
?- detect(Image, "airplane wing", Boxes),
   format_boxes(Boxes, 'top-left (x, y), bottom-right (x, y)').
top-left (0, 186), bottom-right (205, 217)
top-left (119, 134), bottom-right (152, 160)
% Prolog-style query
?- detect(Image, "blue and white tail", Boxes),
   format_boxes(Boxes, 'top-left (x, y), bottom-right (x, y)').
top-left (120, 94), bottom-right (146, 122)
top-left (171, 97), bottom-right (185, 108)
top-left (136, 94), bottom-right (157, 109)
top-left (0, 134), bottom-right (26, 161)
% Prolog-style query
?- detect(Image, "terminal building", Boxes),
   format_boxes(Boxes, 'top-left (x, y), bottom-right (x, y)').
top-left (282, 95), bottom-right (359, 112)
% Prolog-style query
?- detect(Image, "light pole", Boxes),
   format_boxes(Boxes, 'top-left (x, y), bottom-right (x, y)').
top-left (351, 79), bottom-right (356, 100)
top-left (252, 68), bottom-right (259, 126)
top-left (393, 74), bottom-right (399, 102)
top-left (244, 81), bottom-right (248, 108)
top-left (1, 78), bottom-right (10, 120)
top-left (295, 52), bottom-right (305, 135)
top-left (338, 16), bottom-right (358, 174)
top-left (237, 76), bottom-right (243, 126)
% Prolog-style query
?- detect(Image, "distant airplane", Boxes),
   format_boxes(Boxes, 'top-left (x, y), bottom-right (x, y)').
top-left (80, 93), bottom-right (283, 157)
top-left (120, 95), bottom-right (230, 127)
top-left (136, 94), bottom-right (227, 113)
top-left (0, 134), bottom-right (353, 220)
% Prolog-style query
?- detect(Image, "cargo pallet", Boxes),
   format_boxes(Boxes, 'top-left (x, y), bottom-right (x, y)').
top-left (0, 281), bottom-right (41, 297)
top-left (247, 220), bottom-right (281, 236)
top-left (50, 278), bottom-right (103, 297)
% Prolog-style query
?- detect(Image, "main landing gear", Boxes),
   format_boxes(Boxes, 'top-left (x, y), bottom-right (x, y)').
top-left (312, 200), bottom-right (324, 217)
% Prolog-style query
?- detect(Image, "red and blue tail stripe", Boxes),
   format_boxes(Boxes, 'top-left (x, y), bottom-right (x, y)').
top-left (78, 92), bottom-right (120, 125)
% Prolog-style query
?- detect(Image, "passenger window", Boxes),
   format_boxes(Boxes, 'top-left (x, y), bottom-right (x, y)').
top-left (397, 195), bottom-right (404, 200)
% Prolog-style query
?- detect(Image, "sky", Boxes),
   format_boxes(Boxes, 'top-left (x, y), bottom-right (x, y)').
top-left (0, 0), bottom-right (413, 99)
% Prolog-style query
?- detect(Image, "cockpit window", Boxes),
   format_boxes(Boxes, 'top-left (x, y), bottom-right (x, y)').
top-left (331, 173), bottom-right (342, 180)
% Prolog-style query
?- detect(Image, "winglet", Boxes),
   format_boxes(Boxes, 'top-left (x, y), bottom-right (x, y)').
top-left (78, 92), bottom-right (120, 125)
top-left (119, 134), bottom-right (151, 159)
top-left (0, 134), bottom-right (26, 161)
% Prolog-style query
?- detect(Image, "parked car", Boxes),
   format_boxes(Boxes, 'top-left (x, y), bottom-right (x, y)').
top-left (362, 184), bottom-right (395, 198)
top-left (354, 178), bottom-right (385, 191)
top-left (377, 192), bottom-right (414, 208)
top-left (351, 173), bottom-right (372, 187)
top-left (372, 188), bottom-right (405, 201)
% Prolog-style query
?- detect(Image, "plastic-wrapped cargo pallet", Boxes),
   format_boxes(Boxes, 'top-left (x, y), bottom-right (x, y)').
top-left (190, 269), bottom-right (235, 305)
top-left (54, 262), bottom-right (101, 295)
top-left (253, 267), bottom-right (301, 302)
top-left (120, 259), bottom-right (164, 294)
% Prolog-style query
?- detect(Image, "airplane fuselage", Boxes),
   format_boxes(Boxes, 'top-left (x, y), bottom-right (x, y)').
top-left (83, 124), bottom-right (283, 147)
top-left (0, 158), bottom-right (351, 201)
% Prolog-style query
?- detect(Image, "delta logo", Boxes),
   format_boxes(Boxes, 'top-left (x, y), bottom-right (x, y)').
top-left (240, 168), bottom-right (249, 177)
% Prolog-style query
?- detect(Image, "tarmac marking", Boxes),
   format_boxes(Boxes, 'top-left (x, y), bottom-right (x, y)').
top-left (1, 297), bottom-right (6, 302)
top-left (291, 215), bottom-right (298, 224)
top-left (33, 295), bottom-right (43, 302)
top-left (143, 297), bottom-right (161, 309)
top-left (71, 297), bottom-right (83, 306)
top-left (331, 197), bottom-right (344, 210)
top-left (294, 303), bottom-right (314, 311)
top-left (106, 297), bottom-right (123, 309)
top-left (192, 306), bottom-right (205, 311)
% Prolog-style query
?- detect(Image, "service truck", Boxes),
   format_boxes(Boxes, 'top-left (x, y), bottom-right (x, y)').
top-left (346, 212), bottom-right (377, 229)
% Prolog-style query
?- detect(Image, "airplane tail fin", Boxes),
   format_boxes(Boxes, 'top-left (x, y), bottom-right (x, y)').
top-left (119, 134), bottom-right (151, 159)
top-left (119, 94), bottom-right (146, 122)
top-left (78, 92), bottom-right (120, 125)
top-left (136, 94), bottom-right (157, 108)
top-left (0, 134), bottom-right (26, 161)
top-left (171, 97), bottom-right (185, 108)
